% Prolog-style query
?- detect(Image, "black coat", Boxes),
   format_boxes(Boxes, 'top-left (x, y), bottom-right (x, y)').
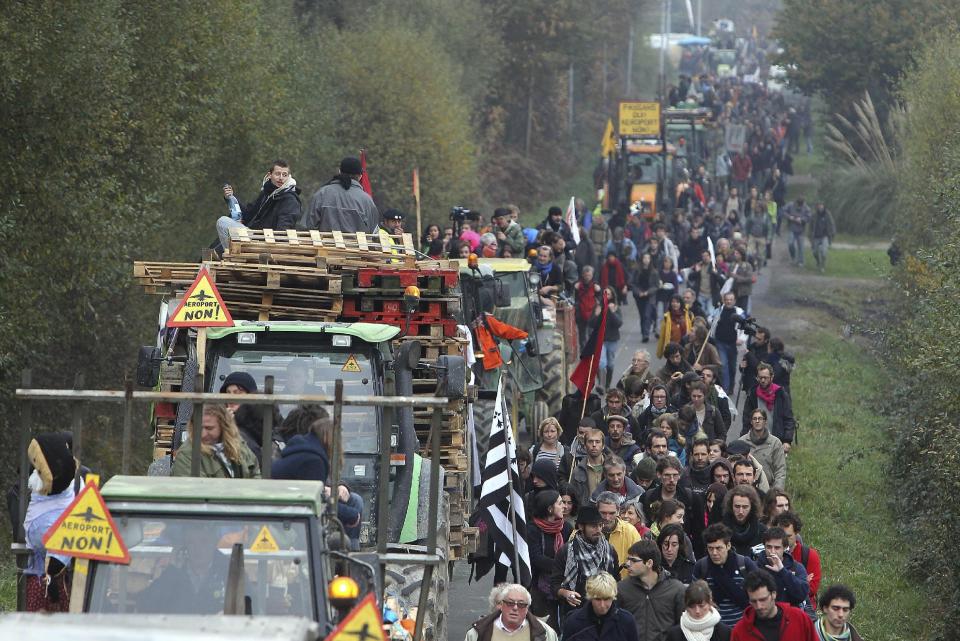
top-left (241, 181), bottom-right (302, 231)
top-left (741, 386), bottom-right (796, 444)
top-left (563, 602), bottom-right (639, 641)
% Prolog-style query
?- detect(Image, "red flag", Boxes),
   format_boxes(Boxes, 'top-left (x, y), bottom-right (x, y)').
top-left (569, 292), bottom-right (609, 396)
top-left (359, 149), bottom-right (373, 196)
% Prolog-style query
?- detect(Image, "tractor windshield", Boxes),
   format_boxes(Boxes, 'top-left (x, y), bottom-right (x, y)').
top-left (209, 342), bottom-right (378, 453)
top-left (86, 515), bottom-right (315, 618)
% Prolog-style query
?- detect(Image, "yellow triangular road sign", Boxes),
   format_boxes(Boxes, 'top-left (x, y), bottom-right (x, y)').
top-left (341, 355), bottom-right (362, 373)
top-left (250, 525), bottom-right (280, 553)
top-left (167, 267), bottom-right (234, 328)
top-left (325, 594), bottom-right (387, 641)
top-left (43, 481), bottom-right (130, 564)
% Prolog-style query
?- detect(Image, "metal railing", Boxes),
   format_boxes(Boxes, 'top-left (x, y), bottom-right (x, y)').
top-left (15, 371), bottom-right (452, 639)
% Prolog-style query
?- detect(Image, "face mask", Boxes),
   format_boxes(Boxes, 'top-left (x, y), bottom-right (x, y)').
top-left (28, 469), bottom-right (45, 495)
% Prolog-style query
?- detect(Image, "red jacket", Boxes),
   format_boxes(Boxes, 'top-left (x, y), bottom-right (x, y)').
top-left (791, 544), bottom-right (822, 601)
top-left (732, 154), bottom-right (752, 182)
top-left (731, 603), bottom-right (815, 641)
top-left (600, 259), bottom-right (627, 292)
top-left (575, 281), bottom-right (601, 323)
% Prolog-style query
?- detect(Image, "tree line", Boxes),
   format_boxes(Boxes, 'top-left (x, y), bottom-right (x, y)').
top-left (776, 1), bottom-right (960, 633)
top-left (0, 0), bottom-right (657, 503)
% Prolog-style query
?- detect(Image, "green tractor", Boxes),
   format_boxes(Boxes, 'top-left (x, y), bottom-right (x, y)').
top-left (458, 258), bottom-right (577, 450)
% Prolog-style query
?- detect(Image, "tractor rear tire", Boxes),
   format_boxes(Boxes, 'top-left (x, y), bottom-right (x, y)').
top-left (535, 329), bottom-right (565, 418)
top-left (383, 490), bottom-right (450, 641)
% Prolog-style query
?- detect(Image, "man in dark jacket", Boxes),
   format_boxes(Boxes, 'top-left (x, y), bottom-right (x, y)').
top-left (636, 385), bottom-right (677, 441)
top-left (217, 160), bottom-right (301, 251)
top-left (298, 157), bottom-right (379, 234)
top-left (590, 388), bottom-right (641, 439)
top-left (809, 202), bottom-right (836, 272)
top-left (617, 540), bottom-right (685, 641)
top-left (563, 572), bottom-right (639, 641)
top-left (552, 506), bottom-right (620, 619)
top-left (538, 206), bottom-right (577, 248)
top-left (693, 524), bottom-right (759, 626)
top-left (741, 363), bottom-right (796, 450)
top-left (753, 528), bottom-right (810, 614)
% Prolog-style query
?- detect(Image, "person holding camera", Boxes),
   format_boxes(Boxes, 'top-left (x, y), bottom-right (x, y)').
top-left (712, 291), bottom-right (747, 394)
top-left (492, 207), bottom-right (525, 256)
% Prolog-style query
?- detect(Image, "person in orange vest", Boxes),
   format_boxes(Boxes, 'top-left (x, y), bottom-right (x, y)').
top-left (473, 312), bottom-right (528, 370)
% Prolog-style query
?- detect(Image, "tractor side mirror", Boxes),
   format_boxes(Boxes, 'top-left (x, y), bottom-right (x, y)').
top-left (494, 279), bottom-right (511, 307)
top-left (136, 346), bottom-right (162, 387)
top-left (436, 355), bottom-right (466, 399)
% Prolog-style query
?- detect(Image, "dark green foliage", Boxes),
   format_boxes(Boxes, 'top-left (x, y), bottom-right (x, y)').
top-left (883, 30), bottom-right (960, 637)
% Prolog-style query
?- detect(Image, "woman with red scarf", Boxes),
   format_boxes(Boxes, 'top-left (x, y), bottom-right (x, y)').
top-left (526, 489), bottom-right (571, 626)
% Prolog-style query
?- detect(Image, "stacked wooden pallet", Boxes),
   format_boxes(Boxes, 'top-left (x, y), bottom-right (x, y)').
top-left (134, 232), bottom-right (477, 559)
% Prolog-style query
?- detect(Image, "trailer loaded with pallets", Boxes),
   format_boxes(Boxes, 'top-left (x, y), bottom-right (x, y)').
top-left (130, 229), bottom-right (481, 639)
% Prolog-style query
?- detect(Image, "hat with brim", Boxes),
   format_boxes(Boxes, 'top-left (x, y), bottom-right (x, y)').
top-left (576, 505), bottom-right (603, 525)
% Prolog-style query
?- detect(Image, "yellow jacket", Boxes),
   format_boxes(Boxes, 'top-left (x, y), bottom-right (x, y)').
top-left (656, 307), bottom-right (695, 358)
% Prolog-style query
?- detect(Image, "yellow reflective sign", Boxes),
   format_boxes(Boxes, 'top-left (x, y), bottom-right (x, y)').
top-left (167, 267), bottom-right (234, 328)
top-left (43, 481), bottom-right (130, 564)
top-left (325, 594), bottom-right (387, 641)
top-left (249, 525), bottom-right (280, 553)
top-left (619, 101), bottom-right (661, 137)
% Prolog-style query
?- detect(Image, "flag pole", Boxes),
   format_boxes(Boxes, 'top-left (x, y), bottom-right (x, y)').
top-left (579, 353), bottom-right (597, 420)
top-left (499, 377), bottom-right (522, 580)
top-left (413, 168), bottom-right (422, 252)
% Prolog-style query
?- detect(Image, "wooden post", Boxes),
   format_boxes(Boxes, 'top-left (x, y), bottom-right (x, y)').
top-left (71, 373), bottom-right (85, 486)
top-left (121, 378), bottom-right (134, 475)
top-left (261, 376), bottom-right (274, 479)
top-left (190, 372), bottom-right (204, 477)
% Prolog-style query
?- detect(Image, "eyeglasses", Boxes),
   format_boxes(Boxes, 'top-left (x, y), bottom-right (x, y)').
top-left (626, 557), bottom-right (643, 564)
top-left (751, 416), bottom-right (765, 422)
top-left (500, 599), bottom-right (529, 610)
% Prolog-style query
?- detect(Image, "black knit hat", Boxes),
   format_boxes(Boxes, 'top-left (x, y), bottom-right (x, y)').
top-left (340, 157), bottom-right (363, 176)
top-left (28, 432), bottom-right (77, 496)
top-left (220, 371), bottom-right (257, 394)
top-left (382, 209), bottom-right (406, 221)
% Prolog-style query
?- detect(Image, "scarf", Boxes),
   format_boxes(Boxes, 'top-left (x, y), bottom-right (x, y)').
top-left (562, 532), bottom-right (612, 590)
top-left (536, 260), bottom-right (554, 281)
top-left (23, 485), bottom-right (76, 549)
top-left (534, 517), bottom-right (565, 554)
top-left (755, 383), bottom-right (780, 410)
top-left (680, 607), bottom-right (722, 641)
top-left (727, 515), bottom-right (761, 552)
top-left (816, 618), bottom-right (851, 641)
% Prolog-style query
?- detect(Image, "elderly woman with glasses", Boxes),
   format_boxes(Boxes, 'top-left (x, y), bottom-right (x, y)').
top-left (561, 572), bottom-right (639, 641)
top-left (465, 583), bottom-right (559, 641)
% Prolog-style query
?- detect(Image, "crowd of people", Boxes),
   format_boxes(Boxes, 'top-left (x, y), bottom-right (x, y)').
top-left (465, 52), bottom-right (859, 641)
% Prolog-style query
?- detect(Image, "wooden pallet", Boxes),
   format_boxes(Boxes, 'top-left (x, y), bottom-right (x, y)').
top-left (226, 229), bottom-right (419, 268)
top-left (353, 267), bottom-right (459, 291)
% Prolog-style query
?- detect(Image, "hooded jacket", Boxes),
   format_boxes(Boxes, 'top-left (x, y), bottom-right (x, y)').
top-left (272, 432), bottom-right (329, 482)
top-left (754, 552), bottom-right (810, 610)
top-left (240, 176), bottom-right (301, 231)
top-left (617, 571), bottom-right (686, 641)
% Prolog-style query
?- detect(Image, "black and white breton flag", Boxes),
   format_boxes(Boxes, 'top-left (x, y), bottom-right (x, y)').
top-left (477, 375), bottom-right (531, 585)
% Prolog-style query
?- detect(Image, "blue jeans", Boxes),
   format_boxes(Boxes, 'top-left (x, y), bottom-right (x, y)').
top-left (697, 293), bottom-right (714, 317)
top-left (216, 216), bottom-right (247, 251)
top-left (636, 296), bottom-right (656, 338)
top-left (812, 237), bottom-right (829, 268)
top-left (716, 340), bottom-right (738, 393)
top-left (599, 340), bottom-right (619, 371)
top-left (789, 230), bottom-right (805, 265)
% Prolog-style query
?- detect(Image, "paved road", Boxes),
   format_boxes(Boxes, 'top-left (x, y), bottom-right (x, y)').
top-left (447, 246), bottom-right (782, 638)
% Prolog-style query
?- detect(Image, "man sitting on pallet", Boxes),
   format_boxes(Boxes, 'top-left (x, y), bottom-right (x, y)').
top-left (298, 156), bottom-right (379, 234)
top-left (216, 160), bottom-right (302, 255)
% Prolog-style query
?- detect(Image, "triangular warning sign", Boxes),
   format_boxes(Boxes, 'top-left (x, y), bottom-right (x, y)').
top-left (167, 267), bottom-right (234, 328)
top-left (42, 481), bottom-right (130, 564)
top-left (325, 593), bottom-right (387, 641)
top-left (250, 525), bottom-right (279, 553)
top-left (341, 355), bottom-right (362, 373)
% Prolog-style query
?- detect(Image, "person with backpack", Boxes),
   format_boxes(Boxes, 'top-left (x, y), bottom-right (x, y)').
top-left (693, 523), bottom-right (759, 626)
top-left (773, 511), bottom-right (821, 614)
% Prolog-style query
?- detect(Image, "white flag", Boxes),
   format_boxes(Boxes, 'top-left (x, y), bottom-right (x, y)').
top-left (564, 196), bottom-right (581, 245)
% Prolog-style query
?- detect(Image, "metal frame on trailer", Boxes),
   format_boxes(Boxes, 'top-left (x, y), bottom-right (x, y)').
top-left (14, 376), bottom-right (451, 639)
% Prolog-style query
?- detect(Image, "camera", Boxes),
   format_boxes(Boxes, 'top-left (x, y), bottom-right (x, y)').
top-left (450, 206), bottom-right (471, 223)
top-left (737, 315), bottom-right (760, 337)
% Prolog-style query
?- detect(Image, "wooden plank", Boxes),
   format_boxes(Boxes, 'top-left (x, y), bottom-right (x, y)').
top-left (286, 229), bottom-right (300, 245)
top-left (310, 230), bottom-right (322, 246)
top-left (356, 232), bottom-right (368, 252)
top-left (264, 229), bottom-right (276, 244)
top-left (333, 230), bottom-right (346, 249)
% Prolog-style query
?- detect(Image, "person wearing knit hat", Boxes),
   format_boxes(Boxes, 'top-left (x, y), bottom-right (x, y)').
top-left (632, 455), bottom-right (658, 490)
top-left (220, 371), bottom-right (257, 415)
top-left (23, 432), bottom-right (78, 612)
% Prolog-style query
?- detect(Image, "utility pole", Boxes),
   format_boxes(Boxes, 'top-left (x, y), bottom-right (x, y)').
top-left (697, 0), bottom-right (702, 36)
top-left (568, 62), bottom-right (574, 135)
top-left (626, 21), bottom-right (635, 97)
top-left (658, 0), bottom-right (666, 102)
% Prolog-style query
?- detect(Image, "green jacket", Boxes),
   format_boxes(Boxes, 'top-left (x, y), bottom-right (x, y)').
top-left (499, 220), bottom-right (526, 255)
top-left (172, 442), bottom-right (261, 479)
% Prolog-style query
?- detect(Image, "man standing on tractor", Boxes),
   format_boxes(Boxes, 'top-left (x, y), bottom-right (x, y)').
top-left (298, 156), bottom-right (379, 234)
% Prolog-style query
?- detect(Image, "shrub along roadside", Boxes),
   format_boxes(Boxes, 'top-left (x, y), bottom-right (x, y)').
top-left (788, 332), bottom-right (935, 640)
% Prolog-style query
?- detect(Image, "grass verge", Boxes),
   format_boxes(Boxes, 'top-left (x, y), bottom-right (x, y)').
top-left (0, 529), bottom-right (15, 611)
top-left (796, 246), bottom-right (890, 279)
